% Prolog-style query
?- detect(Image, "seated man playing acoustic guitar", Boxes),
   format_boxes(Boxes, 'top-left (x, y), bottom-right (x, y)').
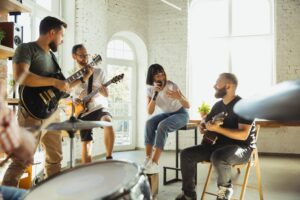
top-left (175, 73), bottom-right (256, 200)
top-left (72, 44), bottom-right (115, 163)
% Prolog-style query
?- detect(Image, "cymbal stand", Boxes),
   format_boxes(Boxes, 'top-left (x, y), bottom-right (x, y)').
top-left (66, 97), bottom-right (78, 168)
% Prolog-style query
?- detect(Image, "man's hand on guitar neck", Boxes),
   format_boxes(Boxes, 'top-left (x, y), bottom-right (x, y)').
top-left (99, 85), bottom-right (108, 97)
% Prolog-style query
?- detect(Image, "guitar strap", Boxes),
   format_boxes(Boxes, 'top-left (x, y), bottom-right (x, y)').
top-left (49, 51), bottom-right (66, 80)
top-left (88, 74), bottom-right (94, 94)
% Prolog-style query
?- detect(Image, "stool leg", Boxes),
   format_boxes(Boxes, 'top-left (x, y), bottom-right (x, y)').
top-left (194, 127), bottom-right (197, 185)
top-left (176, 130), bottom-right (179, 179)
top-left (239, 162), bottom-right (251, 200)
top-left (201, 164), bottom-right (213, 200)
top-left (255, 152), bottom-right (264, 200)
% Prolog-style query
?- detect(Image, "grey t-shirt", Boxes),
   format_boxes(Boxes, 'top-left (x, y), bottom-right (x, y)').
top-left (13, 42), bottom-right (63, 79)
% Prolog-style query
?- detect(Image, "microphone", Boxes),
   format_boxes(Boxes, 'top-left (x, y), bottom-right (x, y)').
top-left (152, 81), bottom-right (163, 101)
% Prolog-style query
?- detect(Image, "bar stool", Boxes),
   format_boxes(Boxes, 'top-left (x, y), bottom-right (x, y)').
top-left (163, 122), bottom-right (198, 185)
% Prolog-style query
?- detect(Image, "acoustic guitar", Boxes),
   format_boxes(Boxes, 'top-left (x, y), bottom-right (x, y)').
top-left (20, 55), bottom-right (102, 120)
top-left (201, 112), bottom-right (227, 145)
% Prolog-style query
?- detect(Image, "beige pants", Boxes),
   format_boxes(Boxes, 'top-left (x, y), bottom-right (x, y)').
top-left (2, 106), bottom-right (62, 187)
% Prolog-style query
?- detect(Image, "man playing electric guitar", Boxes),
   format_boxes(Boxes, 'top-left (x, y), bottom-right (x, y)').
top-left (176, 73), bottom-right (256, 200)
top-left (72, 44), bottom-right (115, 163)
top-left (3, 17), bottom-right (93, 187)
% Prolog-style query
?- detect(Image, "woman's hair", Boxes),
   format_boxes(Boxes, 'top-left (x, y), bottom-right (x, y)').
top-left (146, 63), bottom-right (167, 85)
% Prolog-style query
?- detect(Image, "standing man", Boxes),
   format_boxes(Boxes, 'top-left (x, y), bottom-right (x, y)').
top-left (3, 16), bottom-right (92, 187)
top-left (72, 44), bottom-right (115, 163)
top-left (176, 73), bottom-right (256, 200)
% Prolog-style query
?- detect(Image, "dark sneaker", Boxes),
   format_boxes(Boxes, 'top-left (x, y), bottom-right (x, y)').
top-left (175, 192), bottom-right (196, 200)
top-left (216, 186), bottom-right (233, 200)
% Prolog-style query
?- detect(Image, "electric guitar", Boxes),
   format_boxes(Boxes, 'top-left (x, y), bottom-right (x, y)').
top-left (201, 112), bottom-right (227, 145)
top-left (73, 73), bottom-right (124, 117)
top-left (20, 55), bottom-right (102, 120)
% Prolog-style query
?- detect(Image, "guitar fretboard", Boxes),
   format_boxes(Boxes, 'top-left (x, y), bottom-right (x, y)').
top-left (66, 60), bottom-right (99, 84)
top-left (82, 80), bottom-right (112, 104)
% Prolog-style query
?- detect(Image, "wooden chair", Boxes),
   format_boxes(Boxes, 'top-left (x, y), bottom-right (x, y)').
top-left (201, 125), bottom-right (263, 200)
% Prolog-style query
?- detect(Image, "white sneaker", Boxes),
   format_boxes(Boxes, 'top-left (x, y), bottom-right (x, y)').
top-left (217, 186), bottom-right (233, 200)
top-left (142, 157), bottom-right (151, 168)
top-left (144, 161), bottom-right (159, 174)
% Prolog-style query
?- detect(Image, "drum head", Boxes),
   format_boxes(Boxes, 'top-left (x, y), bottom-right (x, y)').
top-left (25, 160), bottom-right (140, 200)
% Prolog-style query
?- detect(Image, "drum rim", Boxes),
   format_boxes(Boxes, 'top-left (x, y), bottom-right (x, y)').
top-left (24, 160), bottom-right (143, 199)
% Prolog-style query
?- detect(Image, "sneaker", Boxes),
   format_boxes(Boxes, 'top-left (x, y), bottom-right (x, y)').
top-left (216, 186), bottom-right (233, 200)
top-left (142, 157), bottom-right (151, 168)
top-left (175, 192), bottom-right (196, 200)
top-left (144, 161), bottom-right (159, 174)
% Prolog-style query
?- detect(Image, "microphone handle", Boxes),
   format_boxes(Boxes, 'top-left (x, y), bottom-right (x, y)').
top-left (153, 91), bottom-right (158, 101)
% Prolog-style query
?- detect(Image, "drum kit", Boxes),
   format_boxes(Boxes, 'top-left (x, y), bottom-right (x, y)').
top-left (24, 99), bottom-right (152, 200)
top-left (24, 80), bottom-right (300, 199)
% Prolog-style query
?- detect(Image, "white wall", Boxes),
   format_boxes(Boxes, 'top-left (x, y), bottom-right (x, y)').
top-left (72, 0), bottom-right (300, 155)
top-left (257, 0), bottom-right (300, 154)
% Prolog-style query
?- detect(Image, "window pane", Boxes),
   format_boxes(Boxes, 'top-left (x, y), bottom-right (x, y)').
top-left (36, 0), bottom-right (52, 11)
top-left (107, 40), bottom-right (134, 60)
top-left (189, 38), bottom-right (229, 118)
top-left (190, 0), bottom-right (229, 37)
top-left (114, 120), bottom-right (132, 145)
top-left (107, 64), bottom-right (133, 145)
top-left (232, 0), bottom-right (271, 35)
top-left (231, 37), bottom-right (273, 97)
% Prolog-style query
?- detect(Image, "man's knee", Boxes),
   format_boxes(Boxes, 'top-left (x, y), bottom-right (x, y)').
top-left (210, 151), bottom-right (227, 166)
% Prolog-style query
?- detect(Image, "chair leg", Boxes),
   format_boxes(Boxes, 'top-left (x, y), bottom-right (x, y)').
top-left (255, 153), bottom-right (264, 200)
top-left (239, 162), bottom-right (251, 200)
top-left (201, 164), bottom-right (213, 200)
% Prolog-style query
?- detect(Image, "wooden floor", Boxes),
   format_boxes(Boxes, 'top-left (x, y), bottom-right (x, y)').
top-left (113, 150), bottom-right (300, 200)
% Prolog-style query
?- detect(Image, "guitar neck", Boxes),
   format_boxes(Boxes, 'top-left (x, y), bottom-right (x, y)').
top-left (66, 60), bottom-right (99, 84)
top-left (82, 80), bottom-right (112, 104)
top-left (66, 67), bottom-right (87, 83)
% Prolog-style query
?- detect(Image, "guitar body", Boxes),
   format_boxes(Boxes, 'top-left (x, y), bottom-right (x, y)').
top-left (73, 100), bottom-right (86, 118)
top-left (19, 55), bottom-right (102, 120)
top-left (201, 112), bottom-right (227, 145)
top-left (20, 86), bottom-right (66, 119)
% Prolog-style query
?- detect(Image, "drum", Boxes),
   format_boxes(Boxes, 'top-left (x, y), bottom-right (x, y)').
top-left (24, 160), bottom-right (152, 200)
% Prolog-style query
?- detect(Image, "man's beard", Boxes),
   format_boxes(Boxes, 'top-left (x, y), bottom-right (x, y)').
top-left (49, 41), bottom-right (58, 52)
top-left (215, 86), bottom-right (227, 98)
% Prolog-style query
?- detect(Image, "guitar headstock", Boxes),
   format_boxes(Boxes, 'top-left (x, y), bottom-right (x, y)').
top-left (111, 73), bottom-right (124, 84)
top-left (90, 54), bottom-right (102, 66)
top-left (212, 112), bottom-right (227, 125)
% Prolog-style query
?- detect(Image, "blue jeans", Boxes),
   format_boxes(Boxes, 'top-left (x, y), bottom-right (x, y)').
top-left (145, 107), bottom-right (189, 149)
top-left (0, 186), bottom-right (27, 200)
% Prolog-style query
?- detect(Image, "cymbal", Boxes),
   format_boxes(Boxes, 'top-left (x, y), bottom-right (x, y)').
top-left (234, 80), bottom-right (300, 121)
top-left (46, 119), bottom-right (112, 131)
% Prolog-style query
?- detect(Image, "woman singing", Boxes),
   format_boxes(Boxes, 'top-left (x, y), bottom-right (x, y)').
top-left (144, 63), bottom-right (190, 174)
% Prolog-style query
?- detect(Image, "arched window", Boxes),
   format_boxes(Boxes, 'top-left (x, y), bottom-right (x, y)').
top-left (189, 0), bottom-right (274, 118)
top-left (106, 39), bottom-right (136, 149)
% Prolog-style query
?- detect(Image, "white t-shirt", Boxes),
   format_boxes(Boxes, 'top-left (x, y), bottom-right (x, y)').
top-left (147, 80), bottom-right (183, 113)
top-left (74, 68), bottom-right (108, 116)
